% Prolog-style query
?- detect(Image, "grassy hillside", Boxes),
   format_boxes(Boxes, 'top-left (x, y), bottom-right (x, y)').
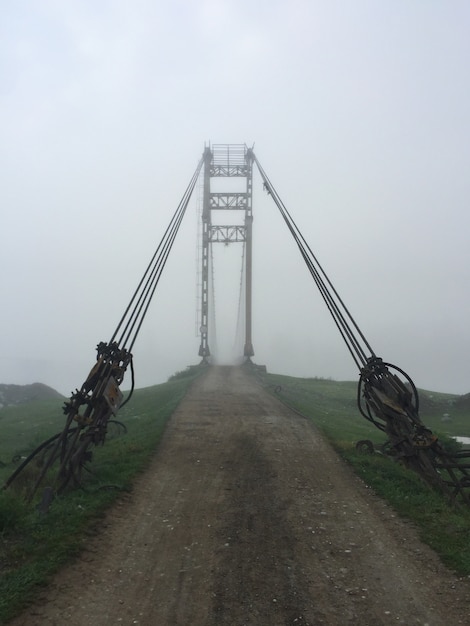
top-left (0, 366), bottom-right (201, 624)
top-left (0, 399), bottom-right (66, 470)
top-left (0, 383), bottom-right (63, 408)
top-left (257, 371), bottom-right (470, 444)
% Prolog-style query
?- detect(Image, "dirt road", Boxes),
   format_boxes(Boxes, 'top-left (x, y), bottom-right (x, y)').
top-left (11, 366), bottom-right (470, 625)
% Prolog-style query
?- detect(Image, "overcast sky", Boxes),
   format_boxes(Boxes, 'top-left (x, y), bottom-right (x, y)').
top-left (1, 1), bottom-right (469, 397)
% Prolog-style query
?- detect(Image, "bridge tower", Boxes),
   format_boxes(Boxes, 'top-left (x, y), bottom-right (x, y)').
top-left (198, 144), bottom-right (255, 362)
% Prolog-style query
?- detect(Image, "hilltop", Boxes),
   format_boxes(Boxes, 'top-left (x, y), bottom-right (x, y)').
top-left (0, 383), bottom-right (63, 408)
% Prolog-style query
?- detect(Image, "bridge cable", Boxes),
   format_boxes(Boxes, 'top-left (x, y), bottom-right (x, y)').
top-left (253, 154), bottom-right (375, 371)
top-left (109, 156), bottom-right (204, 353)
top-left (209, 241), bottom-right (218, 356)
top-left (234, 241), bottom-right (246, 354)
top-left (252, 153), bottom-right (470, 507)
top-left (2, 156), bottom-right (204, 501)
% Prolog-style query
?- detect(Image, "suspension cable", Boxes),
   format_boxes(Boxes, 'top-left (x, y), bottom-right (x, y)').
top-left (253, 153), bottom-right (375, 370)
top-left (234, 241), bottom-right (246, 353)
top-left (209, 241), bottom-right (218, 356)
top-left (109, 156), bottom-right (204, 352)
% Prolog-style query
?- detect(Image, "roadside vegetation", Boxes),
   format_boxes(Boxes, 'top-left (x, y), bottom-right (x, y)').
top-left (255, 367), bottom-right (470, 577)
top-left (0, 365), bottom-right (201, 624)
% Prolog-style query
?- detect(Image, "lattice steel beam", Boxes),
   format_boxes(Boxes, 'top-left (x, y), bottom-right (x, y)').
top-left (210, 193), bottom-right (247, 209)
top-left (209, 226), bottom-right (247, 243)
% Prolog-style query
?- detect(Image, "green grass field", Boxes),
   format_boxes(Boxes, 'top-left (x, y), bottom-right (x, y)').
top-left (257, 370), bottom-right (470, 443)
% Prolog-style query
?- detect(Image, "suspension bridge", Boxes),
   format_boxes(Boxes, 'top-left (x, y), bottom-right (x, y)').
top-left (4, 143), bottom-right (470, 508)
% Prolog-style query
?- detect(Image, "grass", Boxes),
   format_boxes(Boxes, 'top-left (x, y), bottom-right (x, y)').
top-left (254, 367), bottom-right (470, 576)
top-left (0, 399), bottom-right (66, 469)
top-left (0, 366), bottom-right (201, 624)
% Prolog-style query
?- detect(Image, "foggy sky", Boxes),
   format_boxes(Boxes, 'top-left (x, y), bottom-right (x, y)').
top-left (1, 1), bottom-right (470, 396)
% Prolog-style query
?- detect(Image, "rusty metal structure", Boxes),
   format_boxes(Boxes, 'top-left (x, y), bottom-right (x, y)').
top-left (358, 357), bottom-right (470, 504)
top-left (3, 144), bottom-right (470, 508)
top-left (4, 342), bottom-right (131, 499)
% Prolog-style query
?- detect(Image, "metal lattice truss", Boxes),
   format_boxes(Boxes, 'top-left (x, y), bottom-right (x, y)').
top-left (209, 225), bottom-right (247, 243)
top-left (210, 193), bottom-right (248, 209)
top-left (210, 144), bottom-right (248, 177)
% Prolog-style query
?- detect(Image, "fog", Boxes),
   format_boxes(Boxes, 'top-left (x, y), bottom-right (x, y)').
top-left (1, 1), bottom-right (470, 395)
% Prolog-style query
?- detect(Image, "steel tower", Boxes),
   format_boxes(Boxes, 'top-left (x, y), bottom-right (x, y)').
top-left (198, 144), bottom-right (254, 361)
